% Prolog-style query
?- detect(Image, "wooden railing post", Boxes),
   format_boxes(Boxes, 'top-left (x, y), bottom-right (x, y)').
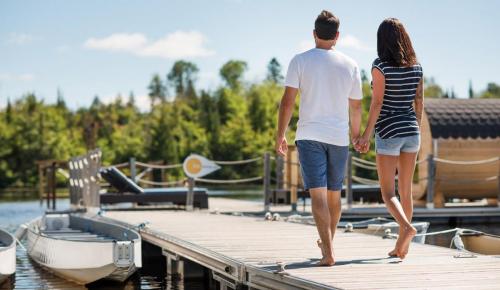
top-left (276, 155), bottom-right (284, 191)
top-left (263, 152), bottom-right (271, 212)
top-left (130, 157), bottom-right (136, 182)
top-left (497, 158), bottom-right (500, 207)
top-left (427, 154), bottom-right (435, 209)
top-left (186, 177), bottom-right (195, 211)
top-left (346, 152), bottom-right (353, 209)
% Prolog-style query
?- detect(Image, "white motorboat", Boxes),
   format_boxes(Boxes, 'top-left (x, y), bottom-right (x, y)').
top-left (25, 213), bottom-right (141, 285)
top-left (0, 228), bottom-right (16, 286)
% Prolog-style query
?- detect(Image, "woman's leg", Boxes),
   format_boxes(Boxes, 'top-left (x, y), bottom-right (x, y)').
top-left (377, 154), bottom-right (416, 259)
top-left (397, 152), bottom-right (418, 222)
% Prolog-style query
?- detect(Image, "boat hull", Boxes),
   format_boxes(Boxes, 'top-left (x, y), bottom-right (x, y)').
top-left (460, 232), bottom-right (500, 255)
top-left (0, 229), bottom-right (16, 285)
top-left (26, 214), bottom-right (141, 285)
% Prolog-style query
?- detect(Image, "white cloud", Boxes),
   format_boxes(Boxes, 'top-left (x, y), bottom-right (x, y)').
top-left (338, 35), bottom-right (374, 51)
top-left (297, 34), bottom-right (374, 52)
top-left (6, 33), bottom-right (35, 45)
top-left (0, 73), bottom-right (35, 81)
top-left (84, 31), bottom-right (214, 59)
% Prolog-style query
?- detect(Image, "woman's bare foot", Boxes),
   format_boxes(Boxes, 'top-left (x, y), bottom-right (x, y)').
top-left (317, 255), bottom-right (335, 266)
top-left (317, 239), bottom-right (326, 257)
top-left (396, 226), bottom-right (417, 259)
top-left (388, 227), bottom-right (403, 257)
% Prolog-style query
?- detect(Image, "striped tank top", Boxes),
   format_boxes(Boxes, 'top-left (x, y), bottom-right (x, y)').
top-left (372, 58), bottom-right (423, 139)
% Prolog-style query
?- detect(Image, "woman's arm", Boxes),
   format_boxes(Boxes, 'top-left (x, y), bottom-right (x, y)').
top-left (414, 78), bottom-right (424, 127)
top-left (359, 68), bottom-right (385, 152)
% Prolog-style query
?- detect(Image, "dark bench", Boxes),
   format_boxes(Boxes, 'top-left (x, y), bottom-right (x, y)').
top-left (99, 167), bottom-right (209, 209)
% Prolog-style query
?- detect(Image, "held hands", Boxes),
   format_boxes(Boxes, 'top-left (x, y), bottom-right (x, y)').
top-left (352, 134), bottom-right (370, 153)
top-left (275, 135), bottom-right (288, 157)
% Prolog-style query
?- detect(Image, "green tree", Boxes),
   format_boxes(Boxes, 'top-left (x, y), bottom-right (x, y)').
top-left (148, 74), bottom-right (167, 108)
top-left (424, 77), bottom-right (444, 98)
top-left (479, 82), bottom-right (500, 98)
top-left (167, 60), bottom-right (199, 100)
top-left (266, 58), bottom-right (283, 83)
top-left (220, 60), bottom-right (247, 91)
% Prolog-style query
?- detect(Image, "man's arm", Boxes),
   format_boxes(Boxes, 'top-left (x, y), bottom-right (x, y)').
top-left (414, 78), bottom-right (424, 126)
top-left (275, 86), bottom-right (298, 156)
top-left (349, 99), bottom-right (362, 143)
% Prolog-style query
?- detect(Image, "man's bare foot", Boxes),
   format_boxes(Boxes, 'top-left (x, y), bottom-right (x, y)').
top-left (317, 255), bottom-right (335, 266)
top-left (396, 226), bottom-right (417, 259)
top-left (388, 248), bottom-right (398, 257)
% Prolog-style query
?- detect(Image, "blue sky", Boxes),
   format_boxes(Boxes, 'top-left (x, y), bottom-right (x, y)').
top-left (1, 0), bottom-right (499, 110)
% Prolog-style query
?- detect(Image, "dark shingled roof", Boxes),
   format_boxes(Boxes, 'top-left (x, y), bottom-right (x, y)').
top-left (425, 99), bottom-right (500, 139)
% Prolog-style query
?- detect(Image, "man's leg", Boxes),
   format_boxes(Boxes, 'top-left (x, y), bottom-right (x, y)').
top-left (327, 190), bottom-right (342, 239)
top-left (309, 187), bottom-right (335, 266)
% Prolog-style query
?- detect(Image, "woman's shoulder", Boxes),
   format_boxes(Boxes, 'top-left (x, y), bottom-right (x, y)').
top-left (372, 58), bottom-right (386, 74)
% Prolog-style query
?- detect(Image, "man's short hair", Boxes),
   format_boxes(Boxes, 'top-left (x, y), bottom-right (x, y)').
top-left (315, 10), bottom-right (340, 40)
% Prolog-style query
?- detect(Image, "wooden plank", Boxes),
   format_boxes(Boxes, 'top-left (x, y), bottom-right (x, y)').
top-left (104, 210), bottom-right (500, 290)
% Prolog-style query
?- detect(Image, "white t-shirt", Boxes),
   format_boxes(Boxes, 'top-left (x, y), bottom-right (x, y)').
top-left (285, 48), bottom-right (363, 146)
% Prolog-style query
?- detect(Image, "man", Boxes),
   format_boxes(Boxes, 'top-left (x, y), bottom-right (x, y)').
top-left (275, 10), bottom-right (363, 266)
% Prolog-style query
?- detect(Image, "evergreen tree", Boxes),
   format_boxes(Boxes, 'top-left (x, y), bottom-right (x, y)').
top-left (167, 60), bottom-right (199, 100)
top-left (148, 74), bottom-right (167, 108)
top-left (468, 80), bottom-right (474, 99)
top-left (5, 98), bottom-right (12, 123)
top-left (220, 60), bottom-right (247, 90)
top-left (56, 88), bottom-right (67, 109)
top-left (266, 58), bottom-right (283, 83)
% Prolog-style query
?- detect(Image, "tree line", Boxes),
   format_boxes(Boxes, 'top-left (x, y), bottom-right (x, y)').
top-left (0, 58), bottom-right (498, 189)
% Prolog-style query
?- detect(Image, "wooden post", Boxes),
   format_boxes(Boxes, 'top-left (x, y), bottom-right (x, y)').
top-left (346, 152), bottom-right (353, 209)
top-left (186, 177), bottom-right (195, 211)
top-left (38, 163), bottom-right (44, 206)
top-left (130, 157), bottom-right (136, 182)
top-left (426, 154), bottom-right (435, 209)
top-left (51, 162), bottom-right (57, 210)
top-left (290, 150), bottom-right (298, 212)
top-left (497, 158), bottom-right (500, 207)
top-left (276, 155), bottom-right (284, 190)
top-left (263, 152), bottom-right (271, 212)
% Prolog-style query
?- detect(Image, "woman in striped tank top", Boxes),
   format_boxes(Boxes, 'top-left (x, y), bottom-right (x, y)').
top-left (356, 18), bottom-right (424, 259)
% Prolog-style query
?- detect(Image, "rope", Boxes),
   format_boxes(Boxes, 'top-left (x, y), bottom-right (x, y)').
top-left (352, 175), bottom-right (379, 185)
top-left (135, 161), bottom-right (183, 169)
top-left (416, 159), bottom-right (427, 165)
top-left (113, 162), bottom-right (129, 168)
top-left (135, 168), bottom-right (152, 180)
top-left (352, 156), bottom-right (376, 166)
top-left (433, 156), bottom-right (500, 165)
top-left (352, 160), bottom-right (377, 171)
top-left (136, 178), bottom-right (186, 186)
top-left (195, 176), bottom-right (262, 184)
top-left (212, 157), bottom-right (262, 165)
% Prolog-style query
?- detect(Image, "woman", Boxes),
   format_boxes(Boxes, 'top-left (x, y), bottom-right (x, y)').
top-left (357, 18), bottom-right (424, 259)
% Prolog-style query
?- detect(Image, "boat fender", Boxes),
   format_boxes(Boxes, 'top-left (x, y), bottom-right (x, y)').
top-left (264, 212), bottom-right (272, 220)
top-left (272, 213), bottom-right (280, 221)
top-left (344, 223), bottom-right (353, 232)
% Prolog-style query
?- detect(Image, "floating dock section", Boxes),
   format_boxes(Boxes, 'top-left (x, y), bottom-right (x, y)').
top-left (104, 210), bottom-right (500, 290)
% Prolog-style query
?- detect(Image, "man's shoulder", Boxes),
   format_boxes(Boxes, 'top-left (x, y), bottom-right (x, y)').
top-left (335, 50), bottom-right (359, 68)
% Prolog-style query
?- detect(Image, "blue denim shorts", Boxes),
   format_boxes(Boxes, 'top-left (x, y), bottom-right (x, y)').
top-left (295, 140), bottom-right (349, 191)
top-left (375, 133), bottom-right (420, 156)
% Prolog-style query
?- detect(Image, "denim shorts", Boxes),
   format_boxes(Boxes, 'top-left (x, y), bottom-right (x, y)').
top-left (295, 140), bottom-right (349, 191)
top-left (375, 133), bottom-right (421, 156)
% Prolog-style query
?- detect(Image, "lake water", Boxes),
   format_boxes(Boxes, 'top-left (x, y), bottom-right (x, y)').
top-left (1, 192), bottom-right (499, 289)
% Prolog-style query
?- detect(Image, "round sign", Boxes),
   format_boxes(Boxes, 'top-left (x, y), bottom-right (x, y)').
top-left (183, 154), bottom-right (221, 178)
top-left (185, 158), bottom-right (202, 175)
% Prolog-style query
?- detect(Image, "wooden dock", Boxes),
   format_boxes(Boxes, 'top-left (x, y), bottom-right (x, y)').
top-left (104, 209), bottom-right (500, 290)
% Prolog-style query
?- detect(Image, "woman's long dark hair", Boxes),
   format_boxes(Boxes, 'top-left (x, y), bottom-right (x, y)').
top-left (377, 18), bottom-right (417, 67)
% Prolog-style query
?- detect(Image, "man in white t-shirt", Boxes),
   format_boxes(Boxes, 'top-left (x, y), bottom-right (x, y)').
top-left (275, 10), bottom-right (363, 266)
